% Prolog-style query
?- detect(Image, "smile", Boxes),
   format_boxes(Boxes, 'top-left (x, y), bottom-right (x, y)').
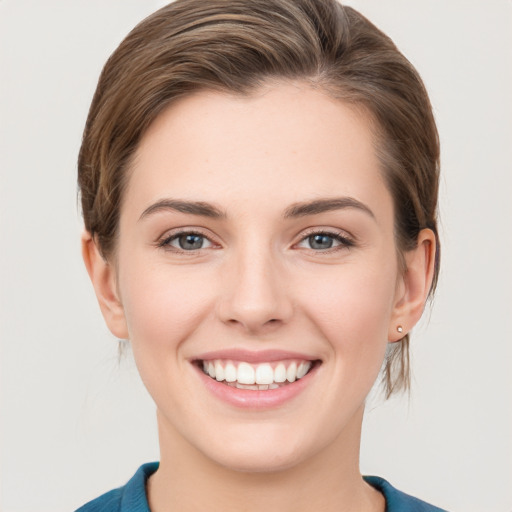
top-left (200, 359), bottom-right (313, 390)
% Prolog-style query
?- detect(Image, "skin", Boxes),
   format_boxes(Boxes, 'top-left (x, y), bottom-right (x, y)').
top-left (83, 82), bottom-right (436, 512)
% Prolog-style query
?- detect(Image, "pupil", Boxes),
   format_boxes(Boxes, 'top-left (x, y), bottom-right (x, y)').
top-left (310, 234), bottom-right (333, 250)
top-left (179, 234), bottom-right (203, 250)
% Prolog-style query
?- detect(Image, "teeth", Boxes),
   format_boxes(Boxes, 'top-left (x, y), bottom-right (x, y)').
top-left (286, 362), bottom-right (297, 383)
top-left (224, 362), bottom-right (237, 382)
top-left (274, 363), bottom-right (287, 383)
top-left (214, 361), bottom-right (224, 381)
top-left (297, 362), bottom-right (308, 379)
top-left (201, 359), bottom-right (313, 387)
top-left (255, 363), bottom-right (274, 384)
top-left (237, 383), bottom-right (258, 390)
top-left (237, 362), bottom-right (255, 384)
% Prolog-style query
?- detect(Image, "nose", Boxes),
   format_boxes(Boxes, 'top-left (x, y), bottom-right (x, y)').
top-left (217, 246), bottom-right (293, 334)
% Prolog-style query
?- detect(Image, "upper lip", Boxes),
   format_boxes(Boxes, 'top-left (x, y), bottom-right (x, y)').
top-left (192, 348), bottom-right (318, 364)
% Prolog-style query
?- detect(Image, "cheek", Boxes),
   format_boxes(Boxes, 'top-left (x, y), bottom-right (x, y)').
top-left (117, 260), bottom-right (219, 411)
top-left (298, 261), bottom-right (397, 355)
top-left (119, 260), bottom-right (215, 354)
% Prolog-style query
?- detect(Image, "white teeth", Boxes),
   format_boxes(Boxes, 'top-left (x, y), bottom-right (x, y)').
top-left (297, 362), bottom-right (308, 379)
top-left (214, 361), bottom-right (224, 381)
top-left (237, 362), bottom-right (255, 384)
top-left (236, 383), bottom-right (258, 390)
top-left (274, 363), bottom-right (287, 383)
top-left (224, 363), bottom-right (237, 382)
top-left (286, 362), bottom-right (297, 382)
top-left (201, 359), bottom-right (314, 387)
top-left (255, 363), bottom-right (274, 385)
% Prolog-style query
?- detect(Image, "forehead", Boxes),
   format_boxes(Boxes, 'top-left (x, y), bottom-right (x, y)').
top-left (125, 82), bottom-right (391, 221)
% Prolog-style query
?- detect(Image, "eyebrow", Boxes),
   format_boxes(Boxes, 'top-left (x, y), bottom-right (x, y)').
top-left (139, 196), bottom-right (374, 221)
top-left (283, 197), bottom-right (375, 219)
top-left (139, 199), bottom-right (226, 221)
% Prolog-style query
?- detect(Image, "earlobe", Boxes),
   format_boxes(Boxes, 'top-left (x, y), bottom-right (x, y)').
top-left (81, 231), bottom-right (129, 339)
top-left (389, 229), bottom-right (437, 342)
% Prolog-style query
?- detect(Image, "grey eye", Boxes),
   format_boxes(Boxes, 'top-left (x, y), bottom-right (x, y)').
top-left (296, 231), bottom-right (353, 251)
top-left (308, 234), bottom-right (335, 250)
top-left (169, 233), bottom-right (211, 250)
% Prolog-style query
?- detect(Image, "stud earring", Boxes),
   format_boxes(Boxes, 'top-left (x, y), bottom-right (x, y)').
top-left (397, 326), bottom-right (403, 333)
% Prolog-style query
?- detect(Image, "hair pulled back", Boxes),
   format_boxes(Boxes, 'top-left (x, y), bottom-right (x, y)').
top-left (78, 0), bottom-right (440, 397)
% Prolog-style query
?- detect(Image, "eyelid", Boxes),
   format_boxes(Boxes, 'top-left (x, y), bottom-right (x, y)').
top-left (156, 227), bottom-right (221, 252)
top-left (154, 226), bottom-right (355, 253)
top-left (294, 227), bottom-right (356, 251)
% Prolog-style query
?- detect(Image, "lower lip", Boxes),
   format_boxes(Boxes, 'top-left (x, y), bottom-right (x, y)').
top-left (194, 363), bottom-right (318, 409)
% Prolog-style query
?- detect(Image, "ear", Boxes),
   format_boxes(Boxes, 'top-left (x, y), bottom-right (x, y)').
top-left (81, 231), bottom-right (129, 339)
top-left (389, 228), bottom-right (437, 342)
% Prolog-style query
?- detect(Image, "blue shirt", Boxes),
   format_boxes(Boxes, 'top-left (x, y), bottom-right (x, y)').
top-left (75, 462), bottom-right (448, 511)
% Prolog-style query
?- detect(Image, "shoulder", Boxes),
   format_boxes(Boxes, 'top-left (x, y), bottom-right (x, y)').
top-left (74, 487), bottom-right (123, 512)
top-left (364, 476), bottom-right (449, 512)
top-left (74, 462), bottom-right (159, 512)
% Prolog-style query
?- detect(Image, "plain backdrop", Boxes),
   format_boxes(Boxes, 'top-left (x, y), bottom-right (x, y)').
top-left (1, 1), bottom-right (511, 511)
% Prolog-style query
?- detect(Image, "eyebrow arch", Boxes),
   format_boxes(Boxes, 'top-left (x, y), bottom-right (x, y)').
top-left (139, 199), bottom-right (226, 221)
top-left (284, 197), bottom-right (375, 219)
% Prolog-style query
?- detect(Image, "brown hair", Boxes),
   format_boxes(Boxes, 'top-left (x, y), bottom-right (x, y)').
top-left (78, 0), bottom-right (440, 397)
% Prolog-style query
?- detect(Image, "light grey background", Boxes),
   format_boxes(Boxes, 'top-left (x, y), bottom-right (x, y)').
top-left (1, 1), bottom-right (511, 511)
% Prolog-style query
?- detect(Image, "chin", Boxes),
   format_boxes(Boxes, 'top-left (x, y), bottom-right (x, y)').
top-left (195, 426), bottom-right (314, 474)
top-left (212, 445), bottom-right (305, 474)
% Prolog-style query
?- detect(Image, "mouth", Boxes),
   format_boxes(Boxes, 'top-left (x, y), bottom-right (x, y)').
top-left (195, 358), bottom-right (319, 391)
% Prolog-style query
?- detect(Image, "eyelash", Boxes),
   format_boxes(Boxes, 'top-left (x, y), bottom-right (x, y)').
top-left (296, 228), bottom-right (355, 253)
top-left (157, 229), bottom-right (215, 254)
top-left (157, 228), bottom-right (355, 254)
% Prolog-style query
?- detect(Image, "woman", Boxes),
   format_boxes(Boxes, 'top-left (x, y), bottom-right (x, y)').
top-left (76, 0), bottom-right (445, 510)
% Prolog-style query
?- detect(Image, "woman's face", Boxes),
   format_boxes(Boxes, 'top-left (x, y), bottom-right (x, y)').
top-left (102, 83), bottom-right (408, 472)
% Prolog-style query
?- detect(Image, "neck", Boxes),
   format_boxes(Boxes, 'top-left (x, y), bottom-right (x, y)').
top-left (147, 406), bottom-right (384, 512)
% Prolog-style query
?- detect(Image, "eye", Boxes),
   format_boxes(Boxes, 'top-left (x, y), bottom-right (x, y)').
top-left (159, 231), bottom-right (213, 251)
top-left (296, 231), bottom-right (354, 251)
